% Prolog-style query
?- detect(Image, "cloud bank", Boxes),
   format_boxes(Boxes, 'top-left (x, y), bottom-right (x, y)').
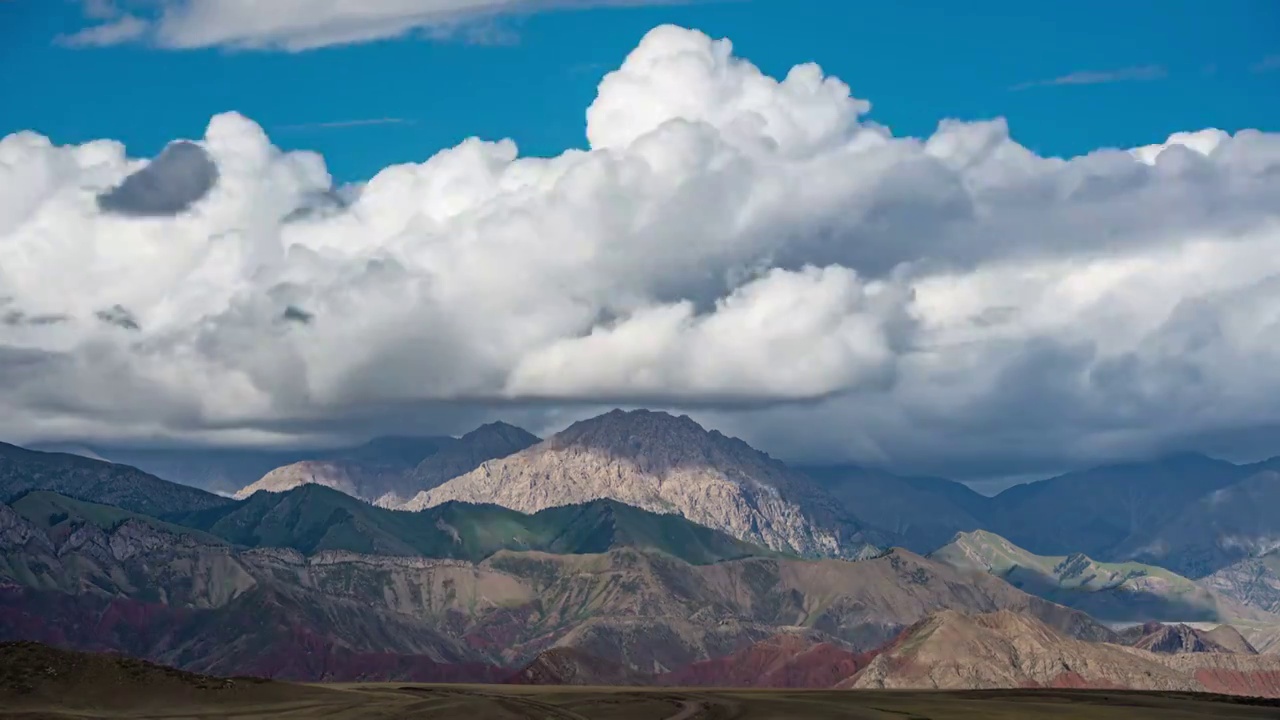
top-left (4, 25), bottom-right (1280, 478)
top-left (64, 0), bottom-right (669, 51)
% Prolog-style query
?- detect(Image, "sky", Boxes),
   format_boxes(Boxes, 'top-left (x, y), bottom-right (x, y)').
top-left (1, 0), bottom-right (1279, 491)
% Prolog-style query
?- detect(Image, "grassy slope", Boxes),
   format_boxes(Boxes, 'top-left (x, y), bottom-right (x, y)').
top-left (171, 485), bottom-right (777, 564)
top-left (10, 491), bottom-right (226, 546)
top-left (930, 529), bottom-right (1240, 623)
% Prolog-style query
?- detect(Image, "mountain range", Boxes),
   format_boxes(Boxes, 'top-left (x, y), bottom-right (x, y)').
top-left (6, 408), bottom-right (1280, 696)
top-left (0, 489), bottom-right (1120, 679)
top-left (33, 409), bottom-right (1280, 580)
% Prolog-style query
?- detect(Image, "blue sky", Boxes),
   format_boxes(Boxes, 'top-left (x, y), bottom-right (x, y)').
top-left (2, 0), bottom-right (1277, 182)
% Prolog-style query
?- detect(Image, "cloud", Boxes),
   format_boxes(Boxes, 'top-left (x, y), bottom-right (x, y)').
top-left (1011, 64), bottom-right (1167, 91)
top-left (62, 0), bottom-right (672, 51)
top-left (58, 14), bottom-right (149, 47)
top-left (1254, 55), bottom-right (1280, 73)
top-left (96, 141), bottom-right (220, 216)
top-left (3, 25), bottom-right (1280, 481)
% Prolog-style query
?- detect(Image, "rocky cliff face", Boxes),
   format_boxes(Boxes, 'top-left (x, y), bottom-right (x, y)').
top-left (403, 409), bottom-right (884, 559)
top-left (1203, 551), bottom-right (1280, 615)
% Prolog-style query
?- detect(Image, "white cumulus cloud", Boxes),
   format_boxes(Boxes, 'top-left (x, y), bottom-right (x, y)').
top-left (4, 25), bottom-right (1280, 479)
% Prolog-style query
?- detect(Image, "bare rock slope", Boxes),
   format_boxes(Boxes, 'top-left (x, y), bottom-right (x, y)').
top-left (845, 610), bottom-right (1280, 696)
top-left (404, 409), bottom-right (884, 558)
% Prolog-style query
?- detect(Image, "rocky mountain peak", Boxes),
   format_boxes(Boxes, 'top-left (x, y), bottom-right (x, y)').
top-left (407, 409), bottom-right (881, 559)
top-left (462, 421), bottom-right (538, 445)
top-left (547, 409), bottom-right (770, 473)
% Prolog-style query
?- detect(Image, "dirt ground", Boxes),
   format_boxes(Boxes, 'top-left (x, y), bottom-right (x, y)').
top-left (5, 683), bottom-right (1280, 719)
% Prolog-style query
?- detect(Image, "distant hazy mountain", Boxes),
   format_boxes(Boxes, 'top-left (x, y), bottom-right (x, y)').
top-left (986, 452), bottom-right (1251, 558)
top-left (38, 444), bottom-right (324, 496)
top-left (0, 442), bottom-right (229, 517)
top-left (404, 409), bottom-right (887, 559)
top-left (929, 529), bottom-right (1268, 624)
top-left (399, 422), bottom-right (541, 504)
top-left (232, 435), bottom-right (453, 501)
top-left (1118, 469), bottom-right (1280, 578)
top-left (47, 435), bottom-right (458, 497)
top-left (797, 464), bottom-right (990, 553)
top-left (844, 609), bottom-right (1280, 693)
top-left (233, 424), bottom-right (539, 506)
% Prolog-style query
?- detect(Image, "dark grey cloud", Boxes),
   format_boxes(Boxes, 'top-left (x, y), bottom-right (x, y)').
top-left (281, 305), bottom-right (314, 324)
top-left (97, 140), bottom-right (219, 216)
top-left (2, 310), bottom-right (68, 327)
top-left (95, 304), bottom-right (140, 331)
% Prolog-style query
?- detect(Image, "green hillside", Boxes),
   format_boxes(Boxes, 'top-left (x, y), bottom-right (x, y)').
top-left (171, 484), bottom-right (776, 564)
top-left (10, 491), bottom-right (226, 546)
top-left (929, 529), bottom-right (1261, 623)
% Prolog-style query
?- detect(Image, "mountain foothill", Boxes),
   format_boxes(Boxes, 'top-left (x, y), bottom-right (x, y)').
top-left (4, 408), bottom-right (1280, 695)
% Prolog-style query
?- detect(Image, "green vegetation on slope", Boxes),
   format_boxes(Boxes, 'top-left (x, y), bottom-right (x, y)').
top-left (9, 491), bottom-right (226, 546)
top-left (171, 484), bottom-right (777, 564)
top-left (930, 529), bottom-right (1249, 623)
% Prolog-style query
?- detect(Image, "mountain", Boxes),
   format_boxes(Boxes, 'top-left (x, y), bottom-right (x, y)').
top-left (478, 546), bottom-right (1116, 660)
top-left (1203, 550), bottom-right (1280, 615)
top-left (8, 491), bottom-right (227, 548)
top-left (929, 530), bottom-right (1267, 624)
top-left (233, 425), bottom-right (538, 506)
top-left (232, 435), bottom-right (456, 503)
top-left (402, 409), bottom-right (885, 559)
top-left (1119, 622), bottom-right (1258, 655)
top-left (0, 442), bottom-right (230, 517)
top-left (0, 491), bottom-right (1114, 678)
top-left (174, 484), bottom-right (773, 564)
top-left (797, 464), bottom-right (990, 553)
top-left (986, 453), bottom-right (1249, 559)
top-left (844, 610), bottom-right (1280, 696)
top-left (42, 444), bottom-right (326, 496)
top-left (59, 435), bottom-right (457, 497)
top-left (396, 422), bottom-right (541, 506)
top-left (1118, 469), bottom-right (1280, 578)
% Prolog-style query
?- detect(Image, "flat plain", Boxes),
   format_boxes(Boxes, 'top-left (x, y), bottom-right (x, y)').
top-left (6, 684), bottom-right (1280, 720)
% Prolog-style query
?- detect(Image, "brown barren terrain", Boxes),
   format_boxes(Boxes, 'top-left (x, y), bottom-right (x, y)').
top-left (4, 639), bottom-right (1280, 720)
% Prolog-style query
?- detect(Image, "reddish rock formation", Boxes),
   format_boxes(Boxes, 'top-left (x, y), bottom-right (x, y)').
top-left (659, 633), bottom-right (877, 688)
